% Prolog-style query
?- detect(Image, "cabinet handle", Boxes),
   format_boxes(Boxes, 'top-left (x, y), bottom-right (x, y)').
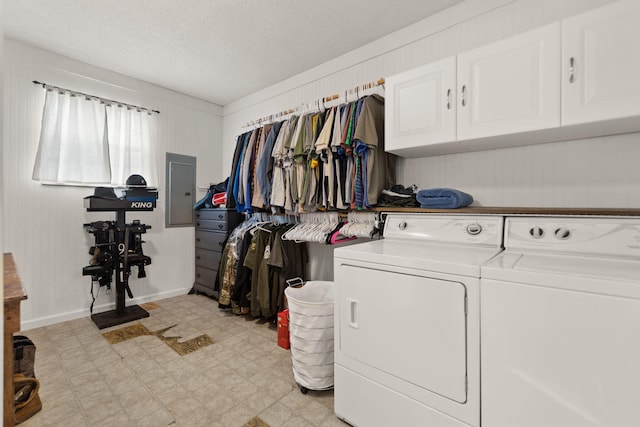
top-left (196, 255), bottom-right (201, 260)
top-left (218, 224), bottom-right (224, 229)
top-left (461, 85), bottom-right (467, 107)
top-left (196, 238), bottom-right (201, 242)
top-left (446, 89), bottom-right (451, 109)
top-left (218, 214), bottom-right (224, 220)
top-left (569, 57), bottom-right (575, 83)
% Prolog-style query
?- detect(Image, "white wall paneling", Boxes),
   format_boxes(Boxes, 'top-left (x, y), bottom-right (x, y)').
top-left (3, 39), bottom-right (224, 329)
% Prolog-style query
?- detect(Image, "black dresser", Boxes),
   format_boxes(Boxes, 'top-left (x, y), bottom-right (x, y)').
top-left (193, 208), bottom-right (243, 297)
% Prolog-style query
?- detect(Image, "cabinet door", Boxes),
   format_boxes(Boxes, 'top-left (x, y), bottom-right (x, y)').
top-left (562, 0), bottom-right (640, 125)
top-left (457, 23), bottom-right (561, 140)
top-left (385, 56), bottom-right (456, 156)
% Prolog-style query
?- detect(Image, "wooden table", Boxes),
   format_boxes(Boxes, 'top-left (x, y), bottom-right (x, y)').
top-left (3, 254), bottom-right (28, 427)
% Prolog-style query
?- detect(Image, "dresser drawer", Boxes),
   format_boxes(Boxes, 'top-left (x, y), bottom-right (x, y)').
top-left (195, 219), bottom-right (228, 231)
top-left (195, 248), bottom-right (221, 269)
top-left (194, 209), bottom-right (229, 221)
top-left (195, 230), bottom-right (226, 252)
top-left (195, 265), bottom-right (216, 288)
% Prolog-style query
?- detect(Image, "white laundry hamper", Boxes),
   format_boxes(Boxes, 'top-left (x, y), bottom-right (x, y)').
top-left (284, 280), bottom-right (334, 394)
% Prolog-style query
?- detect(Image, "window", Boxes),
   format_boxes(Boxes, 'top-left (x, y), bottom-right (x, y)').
top-left (32, 87), bottom-right (157, 186)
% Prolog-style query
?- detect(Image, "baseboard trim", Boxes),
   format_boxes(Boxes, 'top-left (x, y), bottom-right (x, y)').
top-left (20, 287), bottom-right (191, 330)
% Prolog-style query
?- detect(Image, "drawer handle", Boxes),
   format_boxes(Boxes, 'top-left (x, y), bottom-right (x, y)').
top-left (218, 224), bottom-right (224, 229)
top-left (196, 256), bottom-right (201, 260)
top-left (195, 213), bottom-right (201, 218)
top-left (196, 222), bottom-right (200, 227)
top-left (218, 214), bottom-right (224, 220)
top-left (196, 238), bottom-right (201, 242)
top-left (196, 273), bottom-right (201, 278)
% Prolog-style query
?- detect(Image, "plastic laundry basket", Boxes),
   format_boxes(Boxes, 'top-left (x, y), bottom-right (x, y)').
top-left (284, 280), bottom-right (334, 393)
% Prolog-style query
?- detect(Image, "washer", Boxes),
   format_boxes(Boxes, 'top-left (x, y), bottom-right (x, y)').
top-left (333, 214), bottom-right (504, 427)
top-left (481, 216), bottom-right (640, 427)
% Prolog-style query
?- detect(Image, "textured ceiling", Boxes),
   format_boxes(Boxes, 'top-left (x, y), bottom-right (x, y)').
top-left (4, 0), bottom-right (463, 106)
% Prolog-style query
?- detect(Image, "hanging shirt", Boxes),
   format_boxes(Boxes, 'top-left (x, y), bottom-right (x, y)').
top-left (234, 131), bottom-right (251, 212)
top-left (286, 116), bottom-right (305, 212)
top-left (251, 124), bottom-right (271, 209)
top-left (256, 121), bottom-right (283, 207)
top-left (314, 107), bottom-right (336, 209)
top-left (226, 134), bottom-right (244, 210)
top-left (353, 94), bottom-right (396, 207)
top-left (270, 118), bottom-right (295, 209)
top-left (293, 115), bottom-right (308, 211)
top-left (303, 111), bottom-right (324, 212)
top-left (241, 128), bottom-right (260, 213)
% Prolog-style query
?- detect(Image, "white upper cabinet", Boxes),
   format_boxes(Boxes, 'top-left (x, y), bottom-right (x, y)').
top-left (562, 0), bottom-right (640, 125)
top-left (457, 23), bottom-right (561, 140)
top-left (385, 56), bottom-right (456, 157)
top-left (385, 0), bottom-right (640, 158)
top-left (385, 23), bottom-right (561, 157)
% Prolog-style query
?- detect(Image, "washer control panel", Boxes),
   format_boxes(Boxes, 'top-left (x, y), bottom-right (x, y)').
top-left (507, 217), bottom-right (640, 257)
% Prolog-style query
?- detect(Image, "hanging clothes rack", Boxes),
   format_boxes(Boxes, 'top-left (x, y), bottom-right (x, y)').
top-left (242, 77), bottom-right (384, 128)
top-left (324, 78), bottom-right (386, 106)
top-left (32, 80), bottom-right (160, 114)
top-left (244, 108), bottom-right (298, 129)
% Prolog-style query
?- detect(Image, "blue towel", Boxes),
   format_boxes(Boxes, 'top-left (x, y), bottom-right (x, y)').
top-left (416, 188), bottom-right (473, 209)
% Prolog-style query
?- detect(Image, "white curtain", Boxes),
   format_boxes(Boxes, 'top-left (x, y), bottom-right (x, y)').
top-left (32, 88), bottom-right (158, 187)
top-left (106, 105), bottom-right (157, 186)
top-left (32, 89), bottom-right (110, 184)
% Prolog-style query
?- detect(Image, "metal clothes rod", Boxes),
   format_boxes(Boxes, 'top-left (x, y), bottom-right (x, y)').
top-left (32, 80), bottom-right (160, 114)
top-left (243, 77), bottom-right (384, 128)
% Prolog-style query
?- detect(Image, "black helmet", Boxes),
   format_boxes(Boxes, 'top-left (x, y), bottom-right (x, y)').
top-left (126, 174), bottom-right (147, 188)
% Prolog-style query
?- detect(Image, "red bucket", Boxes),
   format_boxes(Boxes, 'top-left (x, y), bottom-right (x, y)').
top-left (277, 309), bottom-right (290, 350)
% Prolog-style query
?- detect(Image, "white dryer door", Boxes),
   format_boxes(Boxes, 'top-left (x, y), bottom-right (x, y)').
top-left (337, 263), bottom-right (468, 403)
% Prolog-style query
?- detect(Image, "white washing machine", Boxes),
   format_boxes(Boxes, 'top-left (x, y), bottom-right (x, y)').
top-left (481, 216), bottom-right (640, 427)
top-left (333, 214), bottom-right (504, 427)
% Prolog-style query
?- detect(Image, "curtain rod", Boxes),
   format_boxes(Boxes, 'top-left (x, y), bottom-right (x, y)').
top-left (32, 80), bottom-right (160, 115)
top-left (243, 77), bottom-right (384, 128)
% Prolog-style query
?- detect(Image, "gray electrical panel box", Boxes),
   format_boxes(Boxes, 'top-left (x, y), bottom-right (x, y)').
top-left (165, 153), bottom-right (196, 227)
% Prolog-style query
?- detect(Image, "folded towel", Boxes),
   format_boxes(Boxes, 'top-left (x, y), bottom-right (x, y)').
top-left (416, 188), bottom-right (473, 209)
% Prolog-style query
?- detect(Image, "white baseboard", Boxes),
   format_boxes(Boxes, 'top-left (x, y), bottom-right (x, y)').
top-left (20, 287), bottom-right (192, 331)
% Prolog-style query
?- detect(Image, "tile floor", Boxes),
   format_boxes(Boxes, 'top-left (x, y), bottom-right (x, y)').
top-left (18, 294), bottom-right (347, 427)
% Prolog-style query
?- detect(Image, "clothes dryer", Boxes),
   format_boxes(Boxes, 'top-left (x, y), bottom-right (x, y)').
top-left (481, 216), bottom-right (640, 427)
top-left (333, 214), bottom-right (504, 427)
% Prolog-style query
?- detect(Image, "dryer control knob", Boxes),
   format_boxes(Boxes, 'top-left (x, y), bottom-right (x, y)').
top-left (554, 227), bottom-right (571, 240)
top-left (466, 223), bottom-right (482, 235)
top-left (398, 221), bottom-right (408, 230)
